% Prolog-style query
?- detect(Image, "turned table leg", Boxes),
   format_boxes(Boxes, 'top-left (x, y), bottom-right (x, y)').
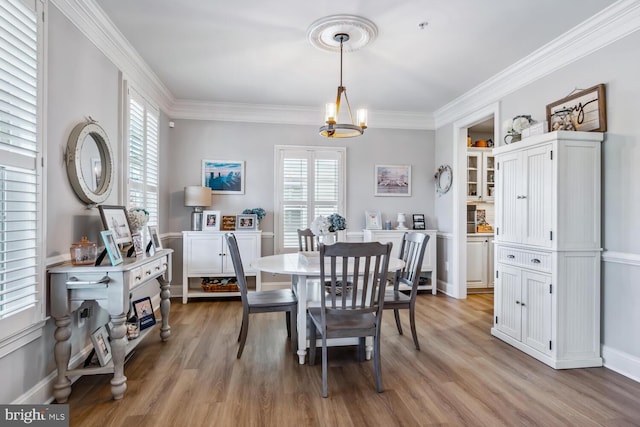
top-left (53, 315), bottom-right (72, 403)
top-left (109, 313), bottom-right (127, 400)
top-left (158, 276), bottom-right (171, 341)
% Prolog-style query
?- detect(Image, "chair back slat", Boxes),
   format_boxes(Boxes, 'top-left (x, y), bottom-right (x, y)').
top-left (394, 232), bottom-right (429, 294)
top-left (297, 228), bottom-right (316, 252)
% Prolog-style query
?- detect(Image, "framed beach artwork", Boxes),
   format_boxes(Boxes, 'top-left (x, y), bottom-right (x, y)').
top-left (374, 164), bottom-right (411, 197)
top-left (202, 160), bottom-right (245, 195)
top-left (98, 205), bottom-right (132, 245)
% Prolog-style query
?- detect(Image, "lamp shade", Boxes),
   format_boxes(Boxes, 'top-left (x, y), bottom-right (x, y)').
top-left (184, 186), bottom-right (211, 207)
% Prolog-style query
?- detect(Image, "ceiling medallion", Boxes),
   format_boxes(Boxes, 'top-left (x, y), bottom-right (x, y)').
top-left (307, 15), bottom-right (378, 53)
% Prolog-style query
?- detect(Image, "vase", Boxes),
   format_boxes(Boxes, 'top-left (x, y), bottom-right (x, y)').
top-left (317, 232), bottom-right (337, 245)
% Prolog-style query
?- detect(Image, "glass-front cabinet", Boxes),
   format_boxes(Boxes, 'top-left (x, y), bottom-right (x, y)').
top-left (466, 148), bottom-right (494, 202)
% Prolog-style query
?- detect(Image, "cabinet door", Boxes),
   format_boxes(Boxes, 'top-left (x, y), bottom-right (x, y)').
top-left (521, 270), bottom-right (552, 355)
top-left (522, 144), bottom-right (553, 247)
top-left (466, 152), bottom-right (482, 201)
top-left (495, 264), bottom-right (521, 341)
top-left (223, 233), bottom-right (259, 273)
top-left (467, 238), bottom-right (486, 288)
top-left (186, 234), bottom-right (224, 274)
top-left (482, 152), bottom-right (495, 201)
top-left (495, 151), bottom-right (520, 243)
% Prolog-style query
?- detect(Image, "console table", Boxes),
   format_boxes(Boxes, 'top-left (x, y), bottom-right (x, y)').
top-left (49, 248), bottom-right (173, 403)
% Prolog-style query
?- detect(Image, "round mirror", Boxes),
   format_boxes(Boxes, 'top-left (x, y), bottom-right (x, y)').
top-left (66, 120), bottom-right (114, 205)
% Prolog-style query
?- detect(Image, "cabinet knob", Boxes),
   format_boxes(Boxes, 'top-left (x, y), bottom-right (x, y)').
top-left (521, 302), bottom-right (526, 307)
top-left (515, 300), bottom-right (520, 305)
top-left (507, 254), bottom-right (515, 259)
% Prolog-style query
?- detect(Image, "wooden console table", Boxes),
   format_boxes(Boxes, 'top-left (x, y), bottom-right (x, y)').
top-left (49, 249), bottom-right (173, 403)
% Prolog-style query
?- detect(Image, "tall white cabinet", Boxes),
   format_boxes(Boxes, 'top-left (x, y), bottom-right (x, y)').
top-left (491, 131), bottom-right (603, 369)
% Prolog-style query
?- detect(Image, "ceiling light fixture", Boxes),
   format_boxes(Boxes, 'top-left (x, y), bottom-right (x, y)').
top-left (319, 32), bottom-right (367, 138)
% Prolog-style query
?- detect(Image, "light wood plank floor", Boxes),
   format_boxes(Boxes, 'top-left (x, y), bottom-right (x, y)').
top-left (66, 294), bottom-right (640, 426)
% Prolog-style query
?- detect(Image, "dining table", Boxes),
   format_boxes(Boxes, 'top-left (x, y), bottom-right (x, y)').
top-left (251, 251), bottom-right (405, 364)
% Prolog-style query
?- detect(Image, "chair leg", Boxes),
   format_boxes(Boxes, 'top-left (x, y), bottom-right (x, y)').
top-left (237, 318), bottom-right (244, 342)
top-left (290, 308), bottom-right (297, 354)
top-left (285, 311), bottom-right (292, 338)
top-left (357, 337), bottom-right (366, 362)
top-left (394, 309), bottom-right (403, 335)
top-left (409, 303), bottom-right (420, 351)
top-left (309, 320), bottom-right (317, 365)
top-left (373, 328), bottom-right (383, 393)
top-left (237, 311), bottom-right (249, 359)
top-left (321, 334), bottom-right (328, 398)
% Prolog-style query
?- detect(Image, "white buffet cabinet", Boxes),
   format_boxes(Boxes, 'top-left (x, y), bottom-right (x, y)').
top-left (182, 231), bottom-right (262, 303)
top-left (491, 131), bottom-right (603, 369)
top-left (363, 229), bottom-right (437, 295)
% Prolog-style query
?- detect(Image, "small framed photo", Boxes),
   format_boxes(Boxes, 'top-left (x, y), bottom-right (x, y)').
top-left (236, 214), bottom-right (257, 230)
top-left (365, 210), bottom-right (382, 230)
top-left (100, 230), bottom-right (123, 266)
top-left (132, 296), bottom-right (156, 331)
top-left (148, 226), bottom-right (162, 251)
top-left (412, 214), bottom-right (426, 230)
top-left (222, 215), bottom-right (236, 231)
top-left (132, 233), bottom-right (145, 258)
top-left (375, 164), bottom-right (411, 197)
top-left (203, 210), bottom-right (221, 231)
top-left (98, 205), bottom-right (133, 245)
top-left (90, 325), bottom-right (112, 366)
top-left (202, 160), bottom-right (245, 195)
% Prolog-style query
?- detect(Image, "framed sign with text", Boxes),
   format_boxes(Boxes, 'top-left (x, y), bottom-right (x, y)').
top-left (546, 84), bottom-right (606, 132)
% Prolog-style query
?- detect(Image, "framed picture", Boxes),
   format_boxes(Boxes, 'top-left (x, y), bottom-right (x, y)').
top-left (98, 205), bottom-right (132, 245)
top-left (132, 233), bottom-right (145, 258)
top-left (365, 210), bottom-right (382, 230)
top-left (202, 160), bottom-right (245, 195)
top-left (236, 214), bottom-right (257, 230)
top-left (222, 215), bottom-right (236, 231)
top-left (546, 84), bottom-right (607, 132)
top-left (90, 325), bottom-right (112, 366)
top-left (148, 225), bottom-right (163, 250)
top-left (100, 230), bottom-right (123, 266)
top-left (413, 214), bottom-right (426, 230)
top-left (375, 164), bottom-right (412, 197)
top-left (202, 210), bottom-right (221, 231)
top-left (132, 296), bottom-right (156, 330)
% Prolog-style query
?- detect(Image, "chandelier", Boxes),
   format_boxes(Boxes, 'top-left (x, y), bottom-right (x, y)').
top-left (319, 33), bottom-right (367, 138)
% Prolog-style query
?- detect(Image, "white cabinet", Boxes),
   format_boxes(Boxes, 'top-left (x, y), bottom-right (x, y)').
top-left (363, 229), bottom-right (437, 295)
top-left (182, 231), bottom-right (262, 303)
top-left (467, 235), bottom-right (493, 289)
top-left (491, 131), bottom-right (603, 369)
top-left (467, 148), bottom-right (495, 202)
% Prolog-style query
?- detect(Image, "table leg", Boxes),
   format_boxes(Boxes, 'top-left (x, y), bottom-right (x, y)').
top-left (158, 276), bottom-right (171, 341)
top-left (53, 315), bottom-right (72, 403)
top-left (109, 314), bottom-right (127, 400)
top-left (295, 274), bottom-right (308, 364)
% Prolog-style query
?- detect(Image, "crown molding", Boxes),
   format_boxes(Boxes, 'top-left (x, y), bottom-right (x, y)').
top-left (434, 0), bottom-right (640, 128)
top-left (52, 0), bottom-right (175, 113)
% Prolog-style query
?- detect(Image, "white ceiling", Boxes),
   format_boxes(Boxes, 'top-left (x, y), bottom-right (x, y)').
top-left (94, 0), bottom-right (616, 116)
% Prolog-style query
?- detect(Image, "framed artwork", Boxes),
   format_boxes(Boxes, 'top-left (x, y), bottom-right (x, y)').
top-left (148, 226), bottom-right (163, 250)
top-left (365, 210), bottom-right (382, 230)
top-left (203, 210), bottom-right (221, 231)
top-left (222, 215), bottom-right (236, 231)
top-left (100, 230), bottom-right (123, 266)
top-left (202, 160), bottom-right (245, 194)
top-left (132, 233), bottom-right (145, 258)
top-left (236, 214), bottom-right (257, 230)
top-left (98, 205), bottom-right (132, 245)
top-left (132, 296), bottom-right (156, 331)
top-left (90, 325), bottom-right (112, 366)
top-left (375, 164), bottom-right (411, 197)
top-left (546, 84), bottom-right (607, 132)
top-left (413, 214), bottom-right (426, 230)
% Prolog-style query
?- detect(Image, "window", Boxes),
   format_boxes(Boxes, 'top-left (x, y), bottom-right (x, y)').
top-left (274, 146), bottom-right (346, 253)
top-left (126, 86), bottom-right (159, 226)
top-left (0, 0), bottom-right (45, 344)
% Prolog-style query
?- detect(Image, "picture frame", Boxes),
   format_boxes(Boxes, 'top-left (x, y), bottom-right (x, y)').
top-left (98, 205), bottom-right (132, 246)
top-left (132, 296), bottom-right (156, 331)
top-left (90, 325), bottom-right (112, 366)
top-left (546, 84), bottom-right (607, 132)
top-left (236, 214), bottom-right (257, 230)
top-left (222, 215), bottom-right (236, 231)
top-left (365, 210), bottom-right (382, 230)
top-left (202, 210), bottom-right (221, 231)
top-left (202, 160), bottom-right (245, 195)
top-left (412, 214), bottom-right (426, 230)
top-left (131, 233), bottom-right (145, 258)
top-left (148, 225), bottom-right (163, 251)
top-left (100, 230), bottom-right (123, 266)
top-left (375, 164), bottom-right (411, 197)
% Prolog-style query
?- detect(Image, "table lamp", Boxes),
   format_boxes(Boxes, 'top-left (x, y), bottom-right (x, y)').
top-left (184, 186), bottom-right (211, 231)
top-left (396, 213), bottom-right (408, 230)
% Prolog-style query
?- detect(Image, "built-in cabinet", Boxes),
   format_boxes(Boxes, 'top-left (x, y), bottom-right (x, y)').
top-left (467, 235), bottom-right (494, 290)
top-left (467, 148), bottom-right (495, 202)
top-left (491, 131), bottom-right (603, 369)
top-left (363, 229), bottom-right (437, 295)
top-left (182, 231), bottom-right (262, 303)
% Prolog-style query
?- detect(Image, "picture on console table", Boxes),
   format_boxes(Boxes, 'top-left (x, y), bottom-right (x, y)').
top-left (90, 325), bottom-right (112, 366)
top-left (236, 214), bottom-right (257, 230)
top-left (132, 296), bottom-right (156, 331)
top-left (412, 214), bottom-right (426, 230)
top-left (98, 205), bottom-right (132, 246)
top-left (202, 160), bottom-right (245, 194)
top-left (375, 164), bottom-right (411, 197)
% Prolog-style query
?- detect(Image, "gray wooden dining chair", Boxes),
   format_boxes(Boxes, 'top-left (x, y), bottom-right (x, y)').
top-left (383, 232), bottom-right (429, 350)
top-left (308, 241), bottom-right (392, 398)
top-left (297, 228), bottom-right (316, 251)
top-left (225, 233), bottom-right (298, 359)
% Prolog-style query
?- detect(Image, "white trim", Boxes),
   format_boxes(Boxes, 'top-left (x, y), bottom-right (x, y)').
top-left (602, 345), bottom-right (640, 384)
top-left (602, 250), bottom-right (640, 266)
top-left (434, 0), bottom-right (640, 127)
top-left (0, 320), bottom-right (46, 359)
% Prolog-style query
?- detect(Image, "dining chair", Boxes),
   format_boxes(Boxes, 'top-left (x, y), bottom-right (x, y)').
top-left (297, 228), bottom-right (316, 251)
top-left (225, 233), bottom-right (298, 359)
top-left (308, 241), bottom-right (392, 397)
top-left (383, 232), bottom-right (429, 350)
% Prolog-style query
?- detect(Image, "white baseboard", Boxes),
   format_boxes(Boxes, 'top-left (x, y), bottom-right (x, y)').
top-left (436, 278), bottom-right (455, 297)
top-left (602, 345), bottom-right (640, 383)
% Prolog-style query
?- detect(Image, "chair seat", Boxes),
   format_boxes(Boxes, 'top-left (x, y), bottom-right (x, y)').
top-left (383, 289), bottom-right (411, 306)
top-left (308, 307), bottom-right (377, 338)
top-left (247, 289), bottom-right (297, 308)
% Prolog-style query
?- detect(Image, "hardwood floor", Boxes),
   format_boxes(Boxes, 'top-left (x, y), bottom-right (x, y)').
top-left (66, 294), bottom-right (640, 426)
